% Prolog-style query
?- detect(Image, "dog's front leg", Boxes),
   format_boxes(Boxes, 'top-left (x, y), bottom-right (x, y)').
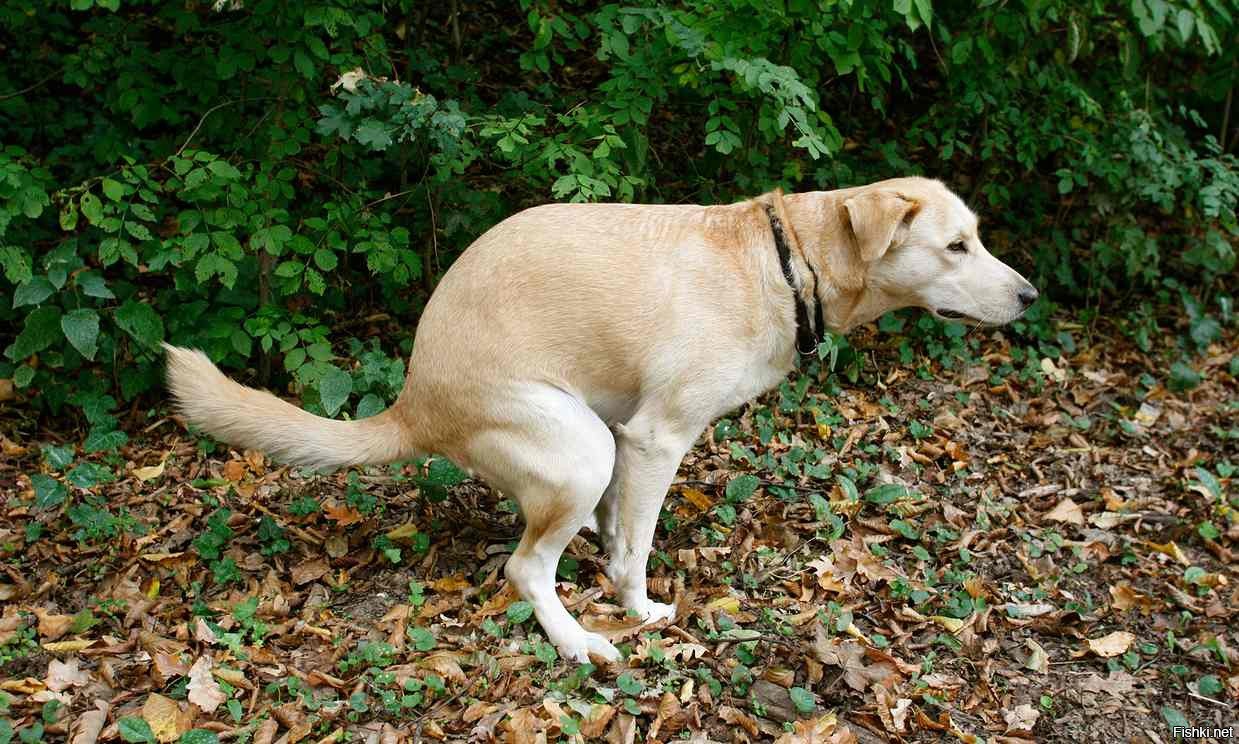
top-left (599, 416), bottom-right (703, 624)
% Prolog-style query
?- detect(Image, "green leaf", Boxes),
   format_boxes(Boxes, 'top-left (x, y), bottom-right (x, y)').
top-left (1197, 674), bottom-right (1222, 696)
top-left (115, 300), bottom-right (165, 349)
top-left (118, 716), bottom-right (156, 743)
top-left (313, 248), bottom-right (338, 271)
top-left (102, 178), bottom-right (125, 202)
top-left (61, 308), bottom-right (100, 360)
top-left (506, 600), bottom-right (534, 624)
top-left (616, 672), bottom-right (642, 696)
top-left (13, 277), bottom-right (55, 308)
top-left (76, 271), bottom-right (114, 299)
top-left (865, 483), bottom-right (909, 505)
top-left (356, 393), bottom-right (385, 419)
top-left (789, 686), bottom-right (815, 715)
top-left (1167, 361), bottom-right (1201, 392)
top-left (6, 306), bottom-right (63, 361)
top-left (207, 160), bottom-right (241, 180)
top-left (80, 192), bottom-right (104, 225)
top-left (354, 120), bottom-right (394, 150)
top-left (31, 474), bottom-right (68, 510)
top-left (836, 474), bottom-right (860, 501)
top-left (1159, 705), bottom-right (1189, 731)
top-left (318, 365), bottom-right (353, 417)
top-left (1193, 467), bottom-right (1223, 500)
top-left (42, 443), bottom-right (76, 470)
top-left (725, 474), bottom-right (759, 502)
top-left (407, 626), bottom-right (436, 651)
top-left (178, 731), bottom-right (220, 744)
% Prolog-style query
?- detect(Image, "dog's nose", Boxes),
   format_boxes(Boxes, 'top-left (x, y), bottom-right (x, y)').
top-left (1018, 287), bottom-right (1039, 309)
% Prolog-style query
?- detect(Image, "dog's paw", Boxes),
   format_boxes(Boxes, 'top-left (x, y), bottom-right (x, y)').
top-left (585, 632), bottom-right (621, 663)
top-left (633, 600), bottom-right (676, 625)
top-left (558, 631), bottom-right (621, 664)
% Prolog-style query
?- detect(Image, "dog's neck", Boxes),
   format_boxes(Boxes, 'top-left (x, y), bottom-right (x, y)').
top-left (782, 191), bottom-right (890, 333)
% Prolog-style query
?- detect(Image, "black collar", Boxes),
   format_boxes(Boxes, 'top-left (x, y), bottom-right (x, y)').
top-left (764, 204), bottom-right (825, 355)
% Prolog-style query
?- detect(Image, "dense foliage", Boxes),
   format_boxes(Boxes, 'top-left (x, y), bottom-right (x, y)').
top-left (1, 0), bottom-right (1236, 435)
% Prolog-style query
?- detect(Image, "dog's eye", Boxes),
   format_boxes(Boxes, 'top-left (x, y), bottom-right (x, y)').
top-left (948, 241), bottom-right (968, 254)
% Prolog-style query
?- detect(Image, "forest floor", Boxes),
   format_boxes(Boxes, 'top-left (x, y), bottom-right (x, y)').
top-left (1, 313), bottom-right (1236, 744)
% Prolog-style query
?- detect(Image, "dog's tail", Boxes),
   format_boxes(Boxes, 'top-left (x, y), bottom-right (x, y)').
top-left (163, 344), bottom-right (416, 470)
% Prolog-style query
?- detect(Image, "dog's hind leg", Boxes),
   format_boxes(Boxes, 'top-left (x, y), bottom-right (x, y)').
top-left (597, 411), bottom-right (704, 624)
top-left (463, 385), bottom-right (619, 664)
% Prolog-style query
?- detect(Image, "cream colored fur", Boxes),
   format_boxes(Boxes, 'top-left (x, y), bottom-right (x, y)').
top-left (165, 176), bottom-right (1036, 664)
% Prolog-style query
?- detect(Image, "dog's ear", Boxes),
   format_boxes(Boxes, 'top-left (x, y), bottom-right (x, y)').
top-left (843, 191), bottom-right (919, 262)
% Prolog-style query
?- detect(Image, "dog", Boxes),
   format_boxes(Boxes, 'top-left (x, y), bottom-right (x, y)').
top-left (164, 177), bottom-right (1037, 663)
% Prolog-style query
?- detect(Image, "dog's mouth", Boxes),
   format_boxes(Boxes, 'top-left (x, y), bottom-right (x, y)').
top-left (935, 308), bottom-right (974, 321)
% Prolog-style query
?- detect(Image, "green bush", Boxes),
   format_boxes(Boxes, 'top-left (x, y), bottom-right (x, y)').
top-left (1, 0), bottom-right (1235, 431)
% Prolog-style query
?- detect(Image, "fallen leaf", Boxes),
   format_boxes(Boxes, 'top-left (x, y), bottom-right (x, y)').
top-left (70, 699), bottom-right (109, 744)
top-left (1147, 541), bottom-right (1190, 565)
top-left (134, 460), bottom-right (166, 481)
top-left (223, 459), bottom-right (247, 481)
top-left (42, 639), bottom-right (95, 653)
top-left (1079, 671), bottom-right (1138, 697)
top-left (35, 609), bottom-right (74, 641)
top-left (291, 558), bottom-right (330, 586)
top-left (718, 705), bottom-right (759, 737)
top-left (1110, 583), bottom-right (1160, 614)
top-left (1024, 639), bottom-right (1049, 674)
top-left (46, 656), bottom-right (90, 691)
top-left (1086, 631), bottom-right (1135, 658)
top-left (187, 656), bottom-right (227, 713)
top-left (143, 693), bottom-right (193, 743)
top-left (1045, 498), bottom-right (1085, 525)
top-left (1003, 703), bottom-right (1039, 733)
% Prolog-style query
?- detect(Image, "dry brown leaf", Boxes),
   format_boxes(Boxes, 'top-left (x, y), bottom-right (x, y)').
top-left (35, 609), bottom-right (74, 641)
top-left (1045, 498), bottom-right (1085, 525)
top-left (252, 717), bottom-right (278, 744)
top-left (134, 461), bottom-right (166, 481)
top-left (1079, 671), bottom-right (1138, 697)
top-left (1147, 541), bottom-right (1190, 565)
top-left (42, 639), bottom-right (95, 653)
top-left (1003, 703), bottom-right (1039, 733)
top-left (291, 558), bottom-right (330, 586)
top-left (70, 699), bottom-right (109, 744)
top-left (1024, 639), bottom-right (1049, 673)
top-left (420, 652), bottom-right (466, 683)
top-left (46, 656), bottom-right (90, 691)
top-left (773, 713), bottom-right (844, 744)
top-left (143, 693), bottom-right (193, 743)
top-left (1085, 631), bottom-right (1135, 658)
top-left (222, 459), bottom-right (247, 481)
top-left (718, 705), bottom-right (759, 737)
top-left (1109, 583), bottom-right (1160, 614)
top-left (680, 487), bottom-right (713, 511)
top-left (187, 656), bottom-right (227, 713)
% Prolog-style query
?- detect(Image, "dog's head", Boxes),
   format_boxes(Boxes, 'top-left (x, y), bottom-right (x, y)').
top-left (818, 177), bottom-right (1037, 328)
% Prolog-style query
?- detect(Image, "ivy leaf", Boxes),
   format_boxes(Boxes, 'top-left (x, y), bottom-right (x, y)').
top-left (61, 308), bottom-right (100, 360)
top-left (31, 474), bottom-right (68, 510)
top-left (318, 365), bottom-right (353, 417)
top-left (5, 305), bottom-right (63, 361)
top-left (115, 300), bottom-right (165, 349)
top-left (725, 474), bottom-right (759, 502)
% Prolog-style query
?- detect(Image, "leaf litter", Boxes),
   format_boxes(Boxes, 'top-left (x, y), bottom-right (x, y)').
top-left (0, 319), bottom-right (1235, 742)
